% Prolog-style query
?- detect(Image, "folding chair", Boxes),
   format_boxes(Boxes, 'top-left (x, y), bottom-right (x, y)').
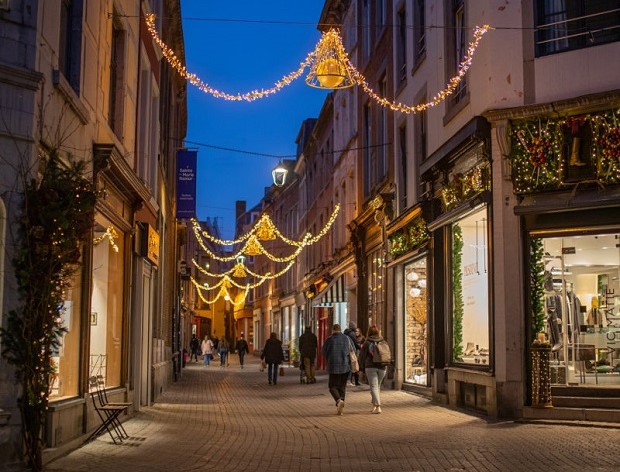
top-left (95, 375), bottom-right (131, 439)
top-left (85, 376), bottom-right (128, 444)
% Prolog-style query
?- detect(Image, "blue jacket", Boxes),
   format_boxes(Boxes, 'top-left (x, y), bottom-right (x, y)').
top-left (321, 332), bottom-right (353, 374)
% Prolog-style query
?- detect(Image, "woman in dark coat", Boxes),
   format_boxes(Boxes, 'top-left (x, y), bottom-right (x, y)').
top-left (261, 332), bottom-right (284, 385)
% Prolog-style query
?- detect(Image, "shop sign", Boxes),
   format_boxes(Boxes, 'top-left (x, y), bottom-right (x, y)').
top-left (146, 224), bottom-right (160, 265)
top-left (176, 149), bottom-right (197, 218)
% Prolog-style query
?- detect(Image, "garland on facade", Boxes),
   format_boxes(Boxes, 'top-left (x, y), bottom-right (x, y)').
top-left (529, 238), bottom-right (546, 338)
top-left (441, 163), bottom-right (490, 211)
top-left (452, 224), bottom-right (464, 361)
top-left (509, 109), bottom-right (620, 193)
top-left (388, 218), bottom-right (429, 257)
top-left (0, 152), bottom-right (97, 472)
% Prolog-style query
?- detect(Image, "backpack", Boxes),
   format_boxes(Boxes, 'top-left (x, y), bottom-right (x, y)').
top-left (370, 340), bottom-right (392, 365)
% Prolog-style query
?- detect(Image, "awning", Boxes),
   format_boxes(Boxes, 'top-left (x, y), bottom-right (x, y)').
top-left (312, 276), bottom-right (346, 307)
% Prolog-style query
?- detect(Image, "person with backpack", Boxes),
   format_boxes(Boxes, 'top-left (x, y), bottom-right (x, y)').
top-left (358, 325), bottom-right (392, 414)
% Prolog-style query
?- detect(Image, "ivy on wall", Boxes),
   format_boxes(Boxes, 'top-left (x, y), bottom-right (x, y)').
top-left (452, 224), bottom-right (464, 361)
top-left (509, 109), bottom-right (620, 193)
top-left (529, 238), bottom-right (546, 338)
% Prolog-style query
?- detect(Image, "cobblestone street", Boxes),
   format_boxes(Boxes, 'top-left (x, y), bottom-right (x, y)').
top-left (46, 357), bottom-right (620, 472)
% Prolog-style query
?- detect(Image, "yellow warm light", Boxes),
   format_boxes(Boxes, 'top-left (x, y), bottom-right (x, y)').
top-left (93, 226), bottom-right (119, 253)
top-left (191, 204), bottom-right (340, 263)
top-left (316, 58), bottom-right (345, 88)
top-left (146, 14), bottom-right (491, 113)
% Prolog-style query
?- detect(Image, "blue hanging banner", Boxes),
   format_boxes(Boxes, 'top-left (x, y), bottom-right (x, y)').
top-left (176, 149), bottom-right (197, 219)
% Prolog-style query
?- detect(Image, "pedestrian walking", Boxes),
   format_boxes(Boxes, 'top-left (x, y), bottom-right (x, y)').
top-left (218, 337), bottom-right (230, 367)
top-left (358, 325), bottom-right (390, 414)
top-left (261, 332), bottom-right (284, 385)
top-left (321, 324), bottom-right (354, 415)
top-left (298, 326), bottom-right (318, 383)
top-left (189, 335), bottom-right (200, 362)
top-left (201, 336), bottom-right (214, 366)
top-left (344, 322), bottom-right (363, 386)
top-left (235, 335), bottom-right (250, 368)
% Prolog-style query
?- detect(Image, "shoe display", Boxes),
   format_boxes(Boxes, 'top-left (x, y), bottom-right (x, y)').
top-left (337, 399), bottom-right (344, 415)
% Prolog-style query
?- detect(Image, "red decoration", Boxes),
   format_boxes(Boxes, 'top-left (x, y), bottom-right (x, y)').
top-left (600, 127), bottom-right (620, 162)
top-left (528, 137), bottom-right (552, 167)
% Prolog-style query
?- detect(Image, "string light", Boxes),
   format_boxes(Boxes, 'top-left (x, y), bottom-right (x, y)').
top-left (93, 226), bottom-right (119, 252)
top-left (192, 257), bottom-right (296, 283)
top-left (145, 14), bottom-right (316, 102)
top-left (191, 276), bottom-right (250, 306)
top-left (146, 13), bottom-right (491, 114)
top-left (191, 204), bottom-right (340, 262)
top-left (342, 25), bottom-right (492, 114)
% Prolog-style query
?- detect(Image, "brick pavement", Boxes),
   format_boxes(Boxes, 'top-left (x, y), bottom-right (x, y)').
top-left (46, 355), bottom-right (620, 472)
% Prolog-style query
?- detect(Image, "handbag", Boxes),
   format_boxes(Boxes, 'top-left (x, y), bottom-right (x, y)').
top-left (279, 366), bottom-right (285, 376)
top-left (349, 349), bottom-right (360, 373)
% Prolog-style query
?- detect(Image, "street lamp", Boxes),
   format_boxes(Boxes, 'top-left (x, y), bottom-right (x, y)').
top-left (272, 161), bottom-right (288, 187)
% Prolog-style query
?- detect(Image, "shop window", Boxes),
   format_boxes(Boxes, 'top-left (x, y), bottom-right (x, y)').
top-left (90, 217), bottom-right (125, 388)
top-left (50, 283), bottom-right (82, 400)
top-left (535, 232), bottom-right (620, 385)
top-left (404, 257), bottom-right (429, 385)
top-left (451, 206), bottom-right (489, 365)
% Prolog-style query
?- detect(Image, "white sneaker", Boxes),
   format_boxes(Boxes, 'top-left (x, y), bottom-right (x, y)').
top-left (372, 406), bottom-right (382, 414)
top-left (337, 399), bottom-right (345, 415)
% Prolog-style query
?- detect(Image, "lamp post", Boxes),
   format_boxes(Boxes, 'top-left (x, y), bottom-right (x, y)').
top-left (272, 161), bottom-right (288, 187)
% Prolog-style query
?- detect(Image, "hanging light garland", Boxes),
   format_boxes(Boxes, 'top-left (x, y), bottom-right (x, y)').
top-left (146, 13), bottom-right (491, 114)
top-left (93, 226), bottom-right (119, 253)
top-left (343, 25), bottom-right (492, 114)
top-left (192, 257), bottom-right (296, 282)
top-left (191, 204), bottom-right (340, 262)
top-left (145, 14), bottom-right (316, 102)
top-left (191, 276), bottom-right (250, 306)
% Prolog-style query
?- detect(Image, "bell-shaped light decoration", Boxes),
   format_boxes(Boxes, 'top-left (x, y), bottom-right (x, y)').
top-left (255, 216), bottom-right (276, 240)
top-left (244, 235), bottom-right (262, 256)
top-left (232, 262), bottom-right (247, 278)
top-left (306, 29), bottom-right (355, 90)
top-left (272, 161), bottom-right (288, 187)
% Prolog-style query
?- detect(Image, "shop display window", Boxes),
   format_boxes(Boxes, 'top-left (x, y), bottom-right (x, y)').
top-left (50, 282), bottom-right (82, 400)
top-left (535, 232), bottom-right (620, 385)
top-left (90, 217), bottom-right (125, 388)
top-left (451, 206), bottom-right (490, 365)
top-left (404, 257), bottom-right (429, 385)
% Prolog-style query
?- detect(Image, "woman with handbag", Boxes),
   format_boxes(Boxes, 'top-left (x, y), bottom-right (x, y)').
top-left (201, 336), bottom-right (214, 367)
top-left (261, 332), bottom-right (284, 385)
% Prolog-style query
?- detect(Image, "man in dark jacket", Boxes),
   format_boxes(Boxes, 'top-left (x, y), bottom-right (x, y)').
top-left (261, 332), bottom-right (284, 385)
top-left (321, 324), bottom-right (353, 415)
top-left (298, 326), bottom-right (318, 383)
top-left (235, 335), bottom-right (250, 369)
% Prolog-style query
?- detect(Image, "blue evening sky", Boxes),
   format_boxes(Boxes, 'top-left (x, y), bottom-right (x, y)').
top-left (180, 1), bottom-right (329, 238)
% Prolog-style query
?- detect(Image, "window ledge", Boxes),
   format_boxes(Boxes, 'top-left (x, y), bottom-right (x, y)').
top-left (52, 70), bottom-right (89, 125)
top-left (443, 92), bottom-right (470, 126)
